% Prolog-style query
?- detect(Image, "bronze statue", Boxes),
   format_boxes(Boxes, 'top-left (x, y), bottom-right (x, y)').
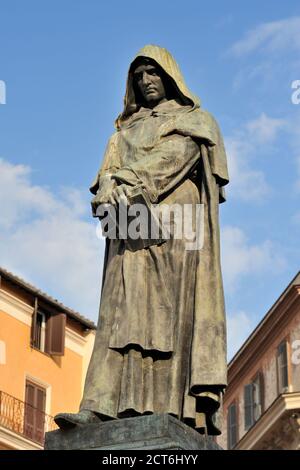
top-left (55, 45), bottom-right (229, 435)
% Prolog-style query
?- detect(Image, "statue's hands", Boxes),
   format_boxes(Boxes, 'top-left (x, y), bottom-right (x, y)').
top-left (108, 184), bottom-right (132, 206)
top-left (91, 177), bottom-right (134, 216)
top-left (91, 175), bottom-right (117, 215)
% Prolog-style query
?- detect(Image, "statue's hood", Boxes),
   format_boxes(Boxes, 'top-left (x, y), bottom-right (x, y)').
top-left (116, 44), bottom-right (200, 127)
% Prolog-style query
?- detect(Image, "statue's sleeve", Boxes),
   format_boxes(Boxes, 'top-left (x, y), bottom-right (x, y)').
top-left (90, 133), bottom-right (121, 195)
top-left (158, 110), bottom-right (229, 203)
top-left (206, 114), bottom-right (229, 203)
top-left (111, 134), bottom-right (201, 203)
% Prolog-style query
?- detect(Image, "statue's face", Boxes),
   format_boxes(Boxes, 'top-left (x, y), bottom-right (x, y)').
top-left (133, 63), bottom-right (167, 107)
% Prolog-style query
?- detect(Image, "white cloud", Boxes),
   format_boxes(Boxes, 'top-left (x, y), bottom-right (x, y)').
top-left (228, 17), bottom-right (300, 94)
top-left (232, 62), bottom-right (274, 91)
top-left (227, 311), bottom-right (255, 360)
top-left (246, 113), bottom-right (286, 144)
top-left (229, 17), bottom-right (300, 57)
top-left (225, 112), bottom-right (286, 202)
top-left (227, 18), bottom-right (300, 198)
top-left (0, 158), bottom-right (104, 322)
top-left (0, 159), bottom-right (56, 229)
top-left (221, 225), bottom-right (286, 292)
top-left (226, 135), bottom-right (269, 202)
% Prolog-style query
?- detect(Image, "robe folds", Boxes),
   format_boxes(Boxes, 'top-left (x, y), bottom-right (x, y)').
top-left (81, 45), bottom-right (229, 435)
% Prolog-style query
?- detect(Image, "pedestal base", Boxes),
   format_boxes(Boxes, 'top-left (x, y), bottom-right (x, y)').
top-left (44, 414), bottom-right (221, 450)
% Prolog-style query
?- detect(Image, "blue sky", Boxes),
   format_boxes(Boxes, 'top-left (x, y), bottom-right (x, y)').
top-left (1, 0), bottom-right (300, 359)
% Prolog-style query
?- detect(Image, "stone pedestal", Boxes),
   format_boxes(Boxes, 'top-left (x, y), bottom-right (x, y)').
top-left (45, 414), bottom-right (221, 450)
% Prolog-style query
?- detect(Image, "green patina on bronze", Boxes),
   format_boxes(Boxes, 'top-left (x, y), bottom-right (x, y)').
top-left (56, 45), bottom-right (229, 436)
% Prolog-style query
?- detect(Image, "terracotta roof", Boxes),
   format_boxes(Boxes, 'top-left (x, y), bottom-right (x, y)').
top-left (0, 266), bottom-right (96, 330)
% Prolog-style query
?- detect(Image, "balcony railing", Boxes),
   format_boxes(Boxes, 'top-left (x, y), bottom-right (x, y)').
top-left (0, 390), bottom-right (57, 445)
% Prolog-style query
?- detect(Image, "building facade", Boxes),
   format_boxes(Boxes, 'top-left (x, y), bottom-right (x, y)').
top-left (219, 272), bottom-right (300, 450)
top-left (0, 267), bottom-right (96, 450)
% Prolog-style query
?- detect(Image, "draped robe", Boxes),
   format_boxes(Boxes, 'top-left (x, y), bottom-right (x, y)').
top-left (80, 45), bottom-right (229, 435)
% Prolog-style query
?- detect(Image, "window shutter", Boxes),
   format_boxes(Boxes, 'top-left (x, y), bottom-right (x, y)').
top-left (35, 387), bottom-right (46, 443)
top-left (45, 313), bottom-right (66, 355)
top-left (24, 381), bottom-right (46, 444)
top-left (227, 402), bottom-right (238, 449)
top-left (24, 382), bottom-right (35, 438)
top-left (277, 341), bottom-right (288, 392)
top-left (30, 297), bottom-right (38, 347)
top-left (244, 383), bottom-right (254, 430)
top-left (253, 372), bottom-right (264, 421)
top-left (258, 372), bottom-right (265, 413)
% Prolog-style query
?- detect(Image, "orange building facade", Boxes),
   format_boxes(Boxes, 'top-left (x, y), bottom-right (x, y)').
top-left (219, 272), bottom-right (300, 450)
top-left (0, 267), bottom-right (96, 450)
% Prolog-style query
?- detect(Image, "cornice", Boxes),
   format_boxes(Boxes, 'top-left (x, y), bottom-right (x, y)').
top-left (228, 288), bottom-right (300, 390)
top-left (0, 288), bottom-right (91, 357)
top-left (65, 327), bottom-right (89, 356)
top-left (0, 289), bottom-right (33, 325)
top-left (235, 392), bottom-right (300, 449)
top-left (0, 267), bottom-right (96, 330)
top-left (0, 426), bottom-right (43, 450)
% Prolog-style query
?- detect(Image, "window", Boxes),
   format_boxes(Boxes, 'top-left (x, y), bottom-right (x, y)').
top-left (24, 381), bottom-right (46, 444)
top-left (244, 371), bottom-right (264, 431)
top-left (35, 310), bottom-right (47, 351)
top-left (277, 340), bottom-right (289, 393)
top-left (31, 298), bottom-right (66, 355)
top-left (227, 402), bottom-right (238, 449)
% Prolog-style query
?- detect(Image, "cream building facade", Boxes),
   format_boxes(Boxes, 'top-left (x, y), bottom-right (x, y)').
top-left (219, 272), bottom-right (300, 450)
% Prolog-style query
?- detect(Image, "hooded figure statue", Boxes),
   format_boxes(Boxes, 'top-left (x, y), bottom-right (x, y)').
top-left (55, 45), bottom-right (229, 435)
